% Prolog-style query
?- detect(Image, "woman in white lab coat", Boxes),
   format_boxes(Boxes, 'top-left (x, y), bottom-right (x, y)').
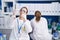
top-left (9, 7), bottom-right (32, 40)
top-left (30, 11), bottom-right (52, 40)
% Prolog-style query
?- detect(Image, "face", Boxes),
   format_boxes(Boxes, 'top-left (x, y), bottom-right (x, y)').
top-left (35, 12), bottom-right (41, 18)
top-left (20, 8), bottom-right (27, 16)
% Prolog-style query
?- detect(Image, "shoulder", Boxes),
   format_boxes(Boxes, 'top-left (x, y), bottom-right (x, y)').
top-left (26, 19), bottom-right (30, 23)
top-left (41, 17), bottom-right (47, 20)
top-left (41, 17), bottom-right (47, 22)
top-left (31, 17), bottom-right (35, 22)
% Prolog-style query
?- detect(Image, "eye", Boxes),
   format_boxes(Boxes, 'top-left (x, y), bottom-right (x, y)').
top-left (23, 10), bottom-right (25, 13)
top-left (21, 10), bottom-right (25, 13)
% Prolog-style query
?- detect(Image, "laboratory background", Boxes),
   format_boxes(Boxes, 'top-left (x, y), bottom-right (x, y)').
top-left (0, 0), bottom-right (60, 40)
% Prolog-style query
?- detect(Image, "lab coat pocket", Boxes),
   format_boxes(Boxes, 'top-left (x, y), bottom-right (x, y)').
top-left (21, 26), bottom-right (26, 33)
top-left (23, 26), bottom-right (26, 31)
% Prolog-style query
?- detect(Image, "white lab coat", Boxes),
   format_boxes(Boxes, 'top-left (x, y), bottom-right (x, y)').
top-left (9, 17), bottom-right (32, 40)
top-left (30, 17), bottom-right (52, 40)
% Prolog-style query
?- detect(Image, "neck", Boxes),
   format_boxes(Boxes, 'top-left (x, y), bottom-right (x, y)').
top-left (35, 17), bottom-right (40, 22)
top-left (19, 16), bottom-right (22, 20)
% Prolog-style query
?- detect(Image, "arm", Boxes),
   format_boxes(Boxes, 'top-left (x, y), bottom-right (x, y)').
top-left (43, 18), bottom-right (52, 39)
top-left (9, 19), bottom-right (19, 40)
top-left (24, 20), bottom-right (32, 33)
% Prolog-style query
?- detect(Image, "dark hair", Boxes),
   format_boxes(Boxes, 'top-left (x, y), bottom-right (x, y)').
top-left (20, 7), bottom-right (28, 13)
top-left (35, 11), bottom-right (41, 15)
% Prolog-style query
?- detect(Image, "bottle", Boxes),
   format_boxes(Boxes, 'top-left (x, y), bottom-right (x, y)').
top-left (0, 32), bottom-right (3, 40)
top-left (7, 7), bottom-right (9, 12)
top-left (53, 31), bottom-right (59, 39)
top-left (3, 34), bottom-right (6, 40)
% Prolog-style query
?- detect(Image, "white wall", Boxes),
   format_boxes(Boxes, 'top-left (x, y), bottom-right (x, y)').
top-left (16, 2), bottom-right (60, 16)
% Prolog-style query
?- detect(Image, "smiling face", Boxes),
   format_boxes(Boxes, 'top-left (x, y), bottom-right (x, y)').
top-left (35, 11), bottom-right (41, 22)
top-left (35, 11), bottom-right (41, 18)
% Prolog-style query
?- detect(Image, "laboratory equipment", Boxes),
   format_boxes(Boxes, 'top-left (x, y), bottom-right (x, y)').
top-left (52, 22), bottom-right (59, 40)
top-left (3, 34), bottom-right (6, 40)
top-left (0, 32), bottom-right (3, 40)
